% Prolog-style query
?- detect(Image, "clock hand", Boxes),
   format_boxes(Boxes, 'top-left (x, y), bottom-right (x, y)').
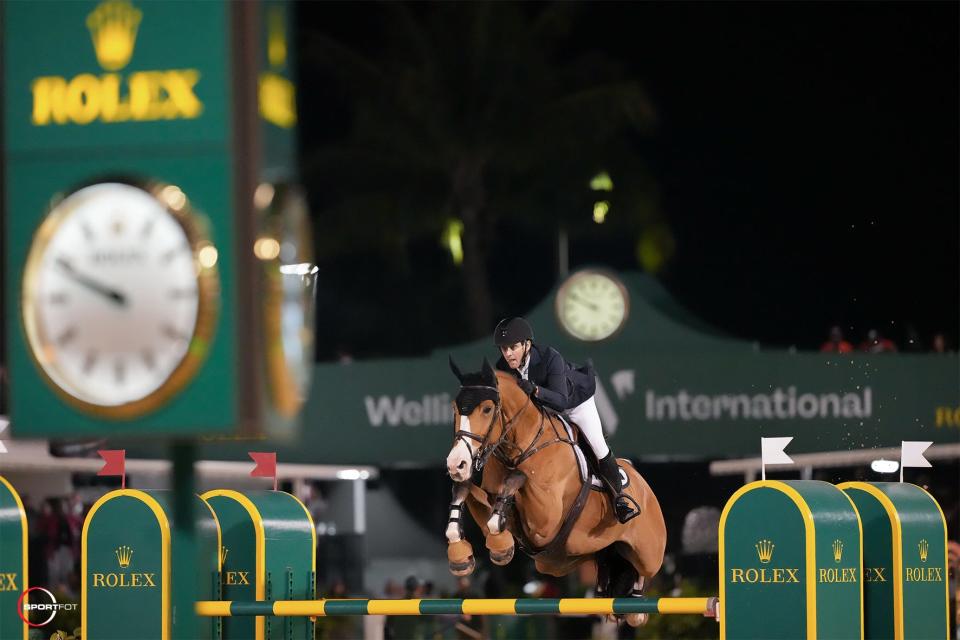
top-left (568, 291), bottom-right (599, 312)
top-left (55, 258), bottom-right (127, 306)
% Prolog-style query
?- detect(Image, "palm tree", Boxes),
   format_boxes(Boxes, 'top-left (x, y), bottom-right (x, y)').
top-left (302, 2), bottom-right (662, 337)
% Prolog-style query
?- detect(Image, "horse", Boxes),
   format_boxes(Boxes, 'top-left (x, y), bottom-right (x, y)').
top-left (443, 358), bottom-right (667, 627)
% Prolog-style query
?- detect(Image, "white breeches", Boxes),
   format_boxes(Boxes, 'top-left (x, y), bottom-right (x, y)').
top-left (564, 395), bottom-right (609, 459)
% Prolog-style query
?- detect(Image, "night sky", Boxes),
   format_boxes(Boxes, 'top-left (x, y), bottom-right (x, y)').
top-left (300, 2), bottom-right (958, 357)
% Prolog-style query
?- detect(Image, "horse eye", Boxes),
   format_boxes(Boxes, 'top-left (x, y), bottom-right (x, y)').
top-left (483, 407), bottom-right (492, 414)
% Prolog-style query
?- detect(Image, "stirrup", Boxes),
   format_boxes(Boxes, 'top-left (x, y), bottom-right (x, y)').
top-left (613, 493), bottom-right (641, 524)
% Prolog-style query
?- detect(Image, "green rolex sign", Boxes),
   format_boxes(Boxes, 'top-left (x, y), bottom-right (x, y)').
top-left (4, 1), bottom-right (299, 438)
top-left (719, 480), bottom-right (863, 639)
top-left (0, 476), bottom-right (28, 640)
top-left (840, 482), bottom-right (949, 640)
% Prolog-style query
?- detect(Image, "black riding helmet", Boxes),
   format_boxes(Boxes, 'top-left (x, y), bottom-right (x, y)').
top-left (494, 317), bottom-right (534, 346)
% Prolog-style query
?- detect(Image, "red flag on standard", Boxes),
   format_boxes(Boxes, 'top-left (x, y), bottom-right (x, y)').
top-left (249, 452), bottom-right (277, 490)
top-left (97, 449), bottom-right (126, 489)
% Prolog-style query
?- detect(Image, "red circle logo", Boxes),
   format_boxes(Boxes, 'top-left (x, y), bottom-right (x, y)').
top-left (17, 586), bottom-right (58, 627)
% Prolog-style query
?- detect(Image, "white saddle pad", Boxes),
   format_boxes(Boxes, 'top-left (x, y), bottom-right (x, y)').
top-left (555, 414), bottom-right (629, 490)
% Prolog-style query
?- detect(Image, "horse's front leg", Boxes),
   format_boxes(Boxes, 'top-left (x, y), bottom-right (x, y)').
top-left (446, 482), bottom-right (476, 576)
top-left (483, 471), bottom-right (525, 566)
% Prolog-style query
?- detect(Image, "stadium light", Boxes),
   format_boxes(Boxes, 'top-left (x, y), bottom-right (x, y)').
top-left (870, 459), bottom-right (899, 474)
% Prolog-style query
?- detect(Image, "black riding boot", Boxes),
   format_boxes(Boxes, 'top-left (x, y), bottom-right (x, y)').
top-left (598, 452), bottom-right (640, 524)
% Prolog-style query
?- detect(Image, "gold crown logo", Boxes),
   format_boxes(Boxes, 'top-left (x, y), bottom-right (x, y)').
top-left (115, 545), bottom-right (133, 568)
top-left (918, 539), bottom-right (928, 563)
top-left (86, 0), bottom-right (142, 71)
top-left (832, 539), bottom-right (844, 563)
top-left (220, 546), bottom-right (229, 566)
top-left (755, 539), bottom-right (774, 564)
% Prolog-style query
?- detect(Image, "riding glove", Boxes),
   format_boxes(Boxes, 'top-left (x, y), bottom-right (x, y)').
top-left (517, 379), bottom-right (537, 396)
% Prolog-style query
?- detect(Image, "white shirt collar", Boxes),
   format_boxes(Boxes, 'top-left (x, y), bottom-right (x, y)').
top-left (518, 353), bottom-right (530, 380)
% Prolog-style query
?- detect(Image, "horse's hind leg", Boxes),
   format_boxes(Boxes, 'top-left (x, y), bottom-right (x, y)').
top-left (611, 543), bottom-right (651, 628)
top-left (623, 576), bottom-right (649, 628)
top-left (608, 557), bottom-right (638, 598)
top-left (594, 547), bottom-right (612, 597)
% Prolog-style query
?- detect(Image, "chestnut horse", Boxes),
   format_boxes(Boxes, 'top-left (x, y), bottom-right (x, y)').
top-left (444, 359), bottom-right (666, 627)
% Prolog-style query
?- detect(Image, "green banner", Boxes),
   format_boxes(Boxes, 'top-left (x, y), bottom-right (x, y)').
top-left (295, 272), bottom-right (958, 464)
top-left (119, 271), bottom-right (958, 465)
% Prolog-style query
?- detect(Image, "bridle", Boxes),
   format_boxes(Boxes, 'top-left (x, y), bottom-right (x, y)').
top-left (453, 382), bottom-right (573, 473)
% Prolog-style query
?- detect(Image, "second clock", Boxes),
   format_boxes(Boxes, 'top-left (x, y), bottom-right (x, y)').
top-left (554, 269), bottom-right (629, 342)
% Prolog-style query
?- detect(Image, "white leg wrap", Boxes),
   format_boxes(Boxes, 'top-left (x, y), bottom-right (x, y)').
top-left (486, 512), bottom-right (502, 535)
top-left (446, 490), bottom-right (467, 542)
top-left (565, 396), bottom-right (609, 459)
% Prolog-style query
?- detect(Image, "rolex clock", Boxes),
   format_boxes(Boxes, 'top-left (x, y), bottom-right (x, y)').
top-left (21, 181), bottom-right (220, 418)
top-left (555, 269), bottom-right (629, 342)
top-left (253, 183), bottom-right (316, 419)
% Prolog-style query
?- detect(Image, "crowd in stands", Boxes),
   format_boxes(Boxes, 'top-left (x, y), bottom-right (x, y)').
top-left (819, 325), bottom-right (953, 354)
top-left (25, 494), bottom-right (87, 598)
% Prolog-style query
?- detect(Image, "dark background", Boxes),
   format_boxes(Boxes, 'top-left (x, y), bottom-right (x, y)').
top-left (297, 1), bottom-right (958, 360)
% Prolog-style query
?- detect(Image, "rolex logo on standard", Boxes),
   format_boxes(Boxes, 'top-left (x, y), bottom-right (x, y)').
top-left (115, 545), bottom-right (133, 568)
top-left (818, 539), bottom-right (856, 583)
top-left (729, 540), bottom-right (799, 584)
top-left (86, 0), bottom-right (142, 71)
top-left (92, 545), bottom-right (157, 588)
top-left (30, 0), bottom-right (204, 126)
top-left (905, 538), bottom-right (942, 583)
top-left (755, 539), bottom-right (774, 564)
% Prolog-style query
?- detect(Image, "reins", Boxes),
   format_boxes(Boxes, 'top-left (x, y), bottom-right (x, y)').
top-left (454, 382), bottom-right (576, 473)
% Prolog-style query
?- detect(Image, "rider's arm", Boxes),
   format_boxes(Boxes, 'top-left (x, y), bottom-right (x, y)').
top-left (533, 349), bottom-right (573, 410)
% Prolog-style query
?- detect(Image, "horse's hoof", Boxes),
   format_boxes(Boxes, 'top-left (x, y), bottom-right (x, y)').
top-left (625, 613), bottom-right (649, 627)
top-left (449, 555), bottom-right (475, 576)
top-left (489, 546), bottom-right (514, 565)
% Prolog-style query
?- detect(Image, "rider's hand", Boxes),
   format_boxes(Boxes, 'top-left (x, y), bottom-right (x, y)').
top-left (518, 379), bottom-right (537, 397)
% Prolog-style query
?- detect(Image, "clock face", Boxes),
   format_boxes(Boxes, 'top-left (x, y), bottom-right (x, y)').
top-left (555, 269), bottom-right (629, 342)
top-left (22, 182), bottom-right (219, 415)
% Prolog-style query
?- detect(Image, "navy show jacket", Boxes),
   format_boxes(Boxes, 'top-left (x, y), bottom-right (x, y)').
top-left (495, 342), bottom-right (596, 412)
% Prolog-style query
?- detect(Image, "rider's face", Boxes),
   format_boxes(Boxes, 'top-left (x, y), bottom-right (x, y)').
top-left (499, 341), bottom-right (527, 370)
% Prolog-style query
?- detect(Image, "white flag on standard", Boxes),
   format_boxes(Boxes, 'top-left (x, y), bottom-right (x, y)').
top-left (0, 418), bottom-right (8, 454)
top-left (760, 437), bottom-right (794, 481)
top-left (900, 441), bottom-right (933, 482)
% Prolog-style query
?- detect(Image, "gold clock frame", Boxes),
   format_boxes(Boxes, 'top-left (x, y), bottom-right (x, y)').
top-left (554, 268), bottom-right (630, 343)
top-left (21, 179), bottom-right (221, 419)
top-left (255, 182), bottom-right (315, 418)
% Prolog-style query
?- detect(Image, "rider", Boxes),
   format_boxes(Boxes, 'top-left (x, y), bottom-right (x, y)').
top-left (493, 317), bottom-right (640, 523)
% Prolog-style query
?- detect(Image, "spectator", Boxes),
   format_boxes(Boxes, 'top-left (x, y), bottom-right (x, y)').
top-left (932, 332), bottom-right (952, 354)
top-left (820, 326), bottom-right (854, 353)
top-left (860, 329), bottom-right (898, 353)
top-left (43, 499), bottom-right (75, 594)
top-left (453, 576), bottom-right (484, 640)
top-left (385, 576), bottom-right (428, 639)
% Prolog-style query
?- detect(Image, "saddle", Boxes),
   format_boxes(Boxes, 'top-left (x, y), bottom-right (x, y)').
top-left (547, 409), bottom-right (630, 492)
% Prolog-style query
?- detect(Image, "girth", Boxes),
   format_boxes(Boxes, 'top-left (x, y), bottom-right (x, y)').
top-left (510, 476), bottom-right (593, 561)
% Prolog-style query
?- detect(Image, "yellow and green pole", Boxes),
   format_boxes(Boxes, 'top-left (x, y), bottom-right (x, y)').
top-left (196, 597), bottom-right (718, 618)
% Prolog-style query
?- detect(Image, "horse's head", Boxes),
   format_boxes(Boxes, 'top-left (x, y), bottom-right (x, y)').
top-left (446, 356), bottom-right (502, 482)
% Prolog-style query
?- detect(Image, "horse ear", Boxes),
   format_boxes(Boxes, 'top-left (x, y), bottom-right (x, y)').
top-left (448, 355), bottom-right (464, 383)
top-left (481, 357), bottom-right (497, 387)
